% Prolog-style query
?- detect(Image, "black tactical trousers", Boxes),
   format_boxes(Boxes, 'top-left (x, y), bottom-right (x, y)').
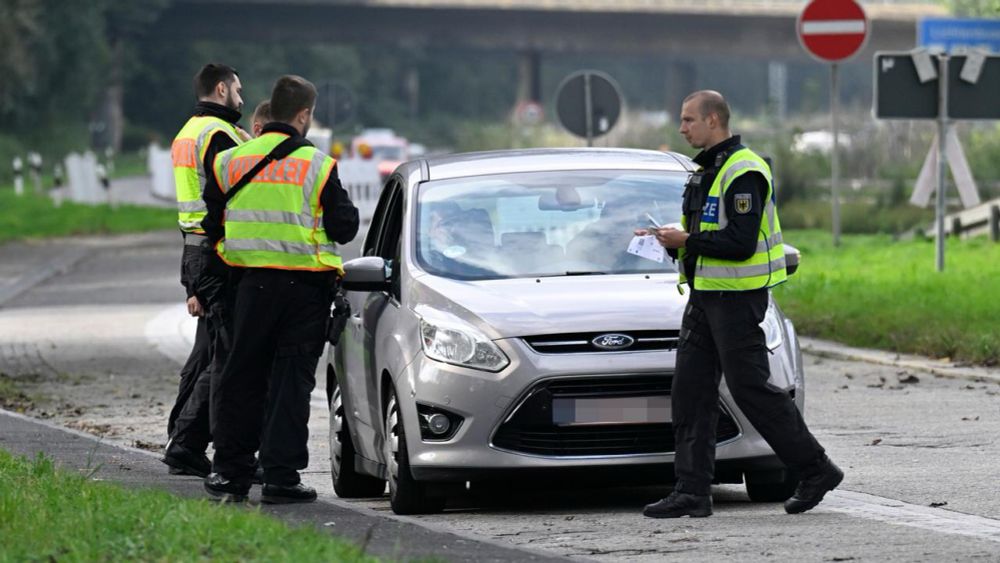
top-left (170, 289), bottom-right (235, 453)
top-left (170, 246), bottom-right (237, 453)
top-left (211, 269), bottom-right (331, 487)
top-left (167, 315), bottom-right (211, 439)
top-left (672, 287), bottom-right (827, 496)
top-left (168, 243), bottom-right (213, 444)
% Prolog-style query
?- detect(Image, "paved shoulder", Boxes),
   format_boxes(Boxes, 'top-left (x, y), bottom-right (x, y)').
top-left (801, 337), bottom-right (1000, 384)
top-left (0, 409), bottom-right (571, 563)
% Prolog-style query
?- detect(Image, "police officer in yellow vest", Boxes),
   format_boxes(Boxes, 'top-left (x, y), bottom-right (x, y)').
top-left (640, 91), bottom-right (842, 518)
top-left (203, 75), bottom-right (359, 503)
top-left (164, 63), bottom-right (249, 477)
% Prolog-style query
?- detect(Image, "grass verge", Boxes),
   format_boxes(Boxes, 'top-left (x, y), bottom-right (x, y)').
top-left (0, 449), bottom-right (380, 562)
top-left (775, 230), bottom-right (1000, 366)
top-left (0, 190), bottom-right (173, 243)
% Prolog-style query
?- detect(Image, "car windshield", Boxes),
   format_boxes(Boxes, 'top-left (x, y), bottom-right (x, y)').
top-left (415, 169), bottom-right (686, 280)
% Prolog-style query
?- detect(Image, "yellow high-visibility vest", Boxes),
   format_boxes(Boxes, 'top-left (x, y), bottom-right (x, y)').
top-left (171, 116), bottom-right (242, 234)
top-left (212, 132), bottom-right (343, 273)
top-left (678, 148), bottom-right (787, 290)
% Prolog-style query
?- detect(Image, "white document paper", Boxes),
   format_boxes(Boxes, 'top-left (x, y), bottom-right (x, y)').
top-left (627, 235), bottom-right (665, 263)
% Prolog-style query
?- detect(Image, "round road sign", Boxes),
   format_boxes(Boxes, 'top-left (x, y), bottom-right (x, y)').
top-left (797, 0), bottom-right (869, 63)
top-left (555, 70), bottom-right (623, 141)
top-left (513, 100), bottom-right (544, 125)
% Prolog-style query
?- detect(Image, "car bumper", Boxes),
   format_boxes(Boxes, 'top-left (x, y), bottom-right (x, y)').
top-left (394, 338), bottom-right (787, 480)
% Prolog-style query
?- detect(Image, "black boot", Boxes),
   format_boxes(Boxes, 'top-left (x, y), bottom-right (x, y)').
top-left (643, 491), bottom-right (713, 518)
top-left (261, 483), bottom-right (317, 505)
top-left (204, 473), bottom-right (250, 503)
top-left (784, 461), bottom-right (844, 514)
top-left (161, 439), bottom-right (211, 478)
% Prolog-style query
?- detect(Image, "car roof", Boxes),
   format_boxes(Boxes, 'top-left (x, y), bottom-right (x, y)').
top-left (401, 148), bottom-right (696, 182)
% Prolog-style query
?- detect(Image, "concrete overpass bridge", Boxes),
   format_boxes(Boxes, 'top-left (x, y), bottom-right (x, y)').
top-left (152, 0), bottom-right (944, 113)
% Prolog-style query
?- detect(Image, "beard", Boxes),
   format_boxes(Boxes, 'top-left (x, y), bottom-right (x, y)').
top-left (225, 90), bottom-right (243, 113)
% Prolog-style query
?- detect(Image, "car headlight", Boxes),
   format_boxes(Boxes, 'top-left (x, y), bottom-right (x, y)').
top-left (760, 302), bottom-right (784, 352)
top-left (419, 316), bottom-right (509, 372)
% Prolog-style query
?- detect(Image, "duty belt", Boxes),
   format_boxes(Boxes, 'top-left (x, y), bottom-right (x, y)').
top-left (183, 233), bottom-right (208, 246)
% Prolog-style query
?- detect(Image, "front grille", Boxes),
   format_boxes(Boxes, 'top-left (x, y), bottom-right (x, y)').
top-left (492, 375), bottom-right (740, 457)
top-left (524, 330), bottom-right (679, 354)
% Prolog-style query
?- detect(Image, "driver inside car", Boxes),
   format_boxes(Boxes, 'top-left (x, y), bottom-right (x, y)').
top-left (423, 203), bottom-right (498, 278)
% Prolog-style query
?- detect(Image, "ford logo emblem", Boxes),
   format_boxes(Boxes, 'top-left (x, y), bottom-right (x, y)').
top-left (591, 333), bottom-right (635, 351)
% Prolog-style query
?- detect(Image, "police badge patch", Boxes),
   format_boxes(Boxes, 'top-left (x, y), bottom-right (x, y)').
top-left (734, 193), bottom-right (752, 214)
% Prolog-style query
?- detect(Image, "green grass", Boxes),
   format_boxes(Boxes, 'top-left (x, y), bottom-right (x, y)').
top-left (0, 450), bottom-right (380, 562)
top-left (109, 151), bottom-right (148, 180)
top-left (0, 190), bottom-right (174, 243)
top-left (775, 230), bottom-right (1000, 365)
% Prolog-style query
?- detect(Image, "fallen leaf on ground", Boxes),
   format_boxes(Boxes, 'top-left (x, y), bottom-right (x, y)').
top-left (868, 438), bottom-right (882, 446)
top-left (929, 501), bottom-right (948, 508)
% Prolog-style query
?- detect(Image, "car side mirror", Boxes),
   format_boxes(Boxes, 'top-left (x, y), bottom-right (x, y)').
top-left (784, 244), bottom-right (800, 276)
top-left (341, 256), bottom-right (391, 292)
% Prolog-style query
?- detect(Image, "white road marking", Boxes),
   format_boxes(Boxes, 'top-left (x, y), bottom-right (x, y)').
top-left (144, 304), bottom-right (327, 404)
top-left (801, 20), bottom-right (866, 35)
top-left (824, 489), bottom-right (1000, 543)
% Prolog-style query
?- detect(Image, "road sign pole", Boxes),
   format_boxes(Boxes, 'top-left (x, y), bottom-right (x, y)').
top-left (936, 55), bottom-right (948, 272)
top-left (831, 63), bottom-right (841, 247)
top-left (583, 73), bottom-right (594, 147)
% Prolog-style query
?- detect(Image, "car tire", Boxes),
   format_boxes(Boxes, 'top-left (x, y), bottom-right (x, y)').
top-left (384, 388), bottom-right (445, 515)
top-left (745, 471), bottom-right (799, 503)
top-left (330, 378), bottom-right (386, 498)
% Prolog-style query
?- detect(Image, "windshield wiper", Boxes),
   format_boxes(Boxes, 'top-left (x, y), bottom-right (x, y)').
top-left (533, 271), bottom-right (608, 278)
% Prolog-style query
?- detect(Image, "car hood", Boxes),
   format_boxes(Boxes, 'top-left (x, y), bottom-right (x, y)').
top-left (408, 273), bottom-right (687, 339)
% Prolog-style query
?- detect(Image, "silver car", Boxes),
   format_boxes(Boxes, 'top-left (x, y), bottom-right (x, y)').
top-left (326, 148), bottom-right (805, 514)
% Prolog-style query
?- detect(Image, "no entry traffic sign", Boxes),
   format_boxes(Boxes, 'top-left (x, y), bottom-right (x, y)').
top-left (798, 0), bottom-right (869, 63)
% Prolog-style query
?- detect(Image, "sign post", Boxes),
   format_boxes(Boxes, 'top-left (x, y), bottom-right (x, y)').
top-left (875, 47), bottom-right (997, 272)
top-left (798, 0), bottom-right (869, 247)
top-left (555, 70), bottom-right (623, 146)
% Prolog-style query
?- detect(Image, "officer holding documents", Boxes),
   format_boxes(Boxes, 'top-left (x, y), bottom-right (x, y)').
top-left (639, 90), bottom-right (842, 518)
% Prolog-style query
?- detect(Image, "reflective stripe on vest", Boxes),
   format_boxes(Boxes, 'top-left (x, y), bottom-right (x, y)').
top-left (171, 116), bottom-right (241, 233)
top-left (213, 133), bottom-right (343, 273)
top-left (678, 148), bottom-right (787, 291)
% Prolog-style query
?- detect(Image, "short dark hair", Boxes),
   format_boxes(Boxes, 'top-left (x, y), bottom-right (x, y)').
top-left (683, 90), bottom-right (731, 129)
top-left (194, 63), bottom-right (238, 99)
top-left (269, 75), bottom-right (317, 122)
top-left (252, 100), bottom-right (272, 124)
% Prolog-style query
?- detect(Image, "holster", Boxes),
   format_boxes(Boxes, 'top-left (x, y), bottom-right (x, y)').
top-left (327, 289), bottom-right (351, 346)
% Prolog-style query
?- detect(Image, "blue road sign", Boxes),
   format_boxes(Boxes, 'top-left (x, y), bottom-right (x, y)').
top-left (919, 18), bottom-right (1000, 53)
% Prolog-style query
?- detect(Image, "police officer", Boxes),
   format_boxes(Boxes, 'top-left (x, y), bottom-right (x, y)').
top-left (640, 91), bottom-right (842, 518)
top-left (163, 63), bottom-right (248, 477)
top-left (250, 100), bottom-right (271, 138)
top-left (203, 75), bottom-right (359, 503)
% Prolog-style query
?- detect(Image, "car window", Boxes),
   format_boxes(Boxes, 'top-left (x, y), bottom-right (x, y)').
top-left (363, 177), bottom-right (399, 257)
top-left (415, 170), bottom-right (685, 280)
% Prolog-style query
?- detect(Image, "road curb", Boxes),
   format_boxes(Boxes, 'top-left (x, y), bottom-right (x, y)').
top-left (0, 408), bottom-right (572, 563)
top-left (800, 337), bottom-right (1000, 385)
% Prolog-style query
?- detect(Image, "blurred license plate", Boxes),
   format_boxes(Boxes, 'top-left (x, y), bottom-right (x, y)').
top-left (552, 396), bottom-right (670, 426)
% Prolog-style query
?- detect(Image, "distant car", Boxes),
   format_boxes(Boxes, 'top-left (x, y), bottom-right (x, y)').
top-left (326, 148), bottom-right (805, 514)
top-left (351, 128), bottom-right (409, 181)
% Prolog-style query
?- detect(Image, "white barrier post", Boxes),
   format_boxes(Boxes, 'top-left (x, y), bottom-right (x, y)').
top-left (12, 156), bottom-right (24, 196)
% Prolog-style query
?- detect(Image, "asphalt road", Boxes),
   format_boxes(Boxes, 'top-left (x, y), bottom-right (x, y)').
top-left (1, 230), bottom-right (998, 562)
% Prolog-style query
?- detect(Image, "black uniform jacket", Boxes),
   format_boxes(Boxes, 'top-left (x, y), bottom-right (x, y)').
top-left (179, 102), bottom-right (241, 298)
top-left (675, 135), bottom-right (769, 284)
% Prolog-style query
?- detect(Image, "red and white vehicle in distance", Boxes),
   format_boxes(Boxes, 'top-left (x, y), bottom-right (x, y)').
top-left (352, 128), bottom-right (409, 181)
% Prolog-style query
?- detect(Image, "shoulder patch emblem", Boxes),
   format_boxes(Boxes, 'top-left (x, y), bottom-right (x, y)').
top-left (734, 193), bottom-right (752, 214)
